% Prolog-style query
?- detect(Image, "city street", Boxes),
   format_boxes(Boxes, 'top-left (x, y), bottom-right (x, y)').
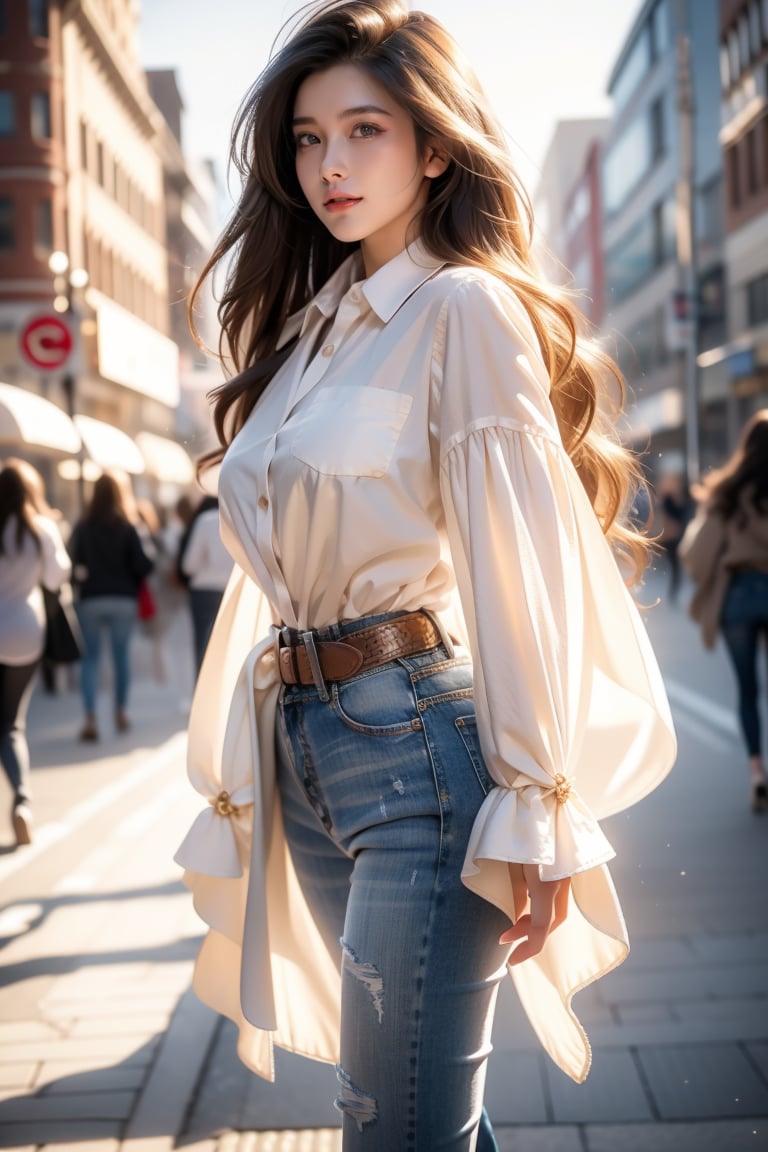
top-left (0, 566), bottom-right (767, 1152)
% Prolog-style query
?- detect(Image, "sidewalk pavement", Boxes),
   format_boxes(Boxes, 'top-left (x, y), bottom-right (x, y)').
top-left (0, 584), bottom-right (767, 1151)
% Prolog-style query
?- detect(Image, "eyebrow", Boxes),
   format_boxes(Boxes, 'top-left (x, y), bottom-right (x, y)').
top-left (292, 104), bottom-right (394, 126)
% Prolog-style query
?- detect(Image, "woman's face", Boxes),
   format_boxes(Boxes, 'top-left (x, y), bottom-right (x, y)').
top-left (293, 63), bottom-right (446, 276)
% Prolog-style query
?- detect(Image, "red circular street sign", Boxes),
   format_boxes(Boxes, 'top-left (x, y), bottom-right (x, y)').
top-left (19, 314), bottom-right (74, 371)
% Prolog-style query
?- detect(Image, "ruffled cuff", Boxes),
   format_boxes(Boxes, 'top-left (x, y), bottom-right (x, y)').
top-left (174, 783), bottom-right (254, 878)
top-left (463, 777), bottom-right (615, 884)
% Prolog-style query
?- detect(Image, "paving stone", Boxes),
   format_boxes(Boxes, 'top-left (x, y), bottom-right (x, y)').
top-left (746, 1041), bottom-right (768, 1081)
top-left (0, 1021), bottom-right (62, 1042)
top-left (0, 1121), bottom-right (121, 1143)
top-left (67, 1013), bottom-right (170, 1037)
top-left (41, 1065), bottom-right (145, 1094)
top-left (495, 1126), bottom-right (583, 1151)
top-left (485, 1052), bottom-right (548, 1123)
top-left (41, 994), bottom-right (176, 1020)
top-left (123, 987), bottom-right (218, 1141)
top-left (0, 1090), bottom-right (135, 1121)
top-left (623, 937), bottom-right (696, 967)
top-left (0, 1064), bottom-right (36, 1089)
top-left (586, 1010), bottom-right (768, 1048)
top-left (616, 1003), bottom-right (675, 1025)
top-left (636, 1043), bottom-right (768, 1119)
top-left (38, 1142), bottom-right (119, 1152)
top-left (689, 933), bottom-right (768, 962)
top-left (585, 1118), bottom-right (768, 1151)
top-left (0, 1036), bottom-right (158, 1063)
top-left (546, 1049), bottom-right (652, 1123)
top-left (674, 998), bottom-right (768, 1024)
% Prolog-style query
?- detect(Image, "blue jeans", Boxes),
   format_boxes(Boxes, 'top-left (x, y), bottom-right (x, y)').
top-left (75, 596), bottom-right (137, 715)
top-left (276, 612), bottom-right (509, 1151)
top-left (720, 571), bottom-right (768, 757)
top-left (0, 660), bottom-right (38, 805)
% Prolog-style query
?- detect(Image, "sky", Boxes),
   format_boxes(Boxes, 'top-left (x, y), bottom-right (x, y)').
top-left (138, 0), bottom-right (640, 212)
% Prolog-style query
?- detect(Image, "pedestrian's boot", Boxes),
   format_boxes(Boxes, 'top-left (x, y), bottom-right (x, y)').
top-left (79, 715), bottom-right (99, 742)
top-left (12, 800), bottom-right (32, 847)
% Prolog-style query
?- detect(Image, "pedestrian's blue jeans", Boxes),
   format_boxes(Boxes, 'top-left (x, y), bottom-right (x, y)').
top-left (276, 612), bottom-right (510, 1151)
top-left (0, 660), bottom-right (38, 804)
top-left (720, 571), bottom-right (768, 757)
top-left (75, 596), bottom-right (137, 715)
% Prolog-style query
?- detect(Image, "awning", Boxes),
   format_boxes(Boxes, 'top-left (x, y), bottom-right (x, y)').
top-left (74, 414), bottom-right (145, 475)
top-left (0, 382), bottom-right (81, 455)
top-left (135, 430), bottom-right (195, 485)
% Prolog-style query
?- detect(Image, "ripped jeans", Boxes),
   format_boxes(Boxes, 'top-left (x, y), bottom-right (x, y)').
top-left (276, 612), bottom-right (510, 1151)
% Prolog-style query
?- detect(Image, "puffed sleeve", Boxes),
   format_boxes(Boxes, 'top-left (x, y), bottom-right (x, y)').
top-left (434, 276), bottom-right (676, 1080)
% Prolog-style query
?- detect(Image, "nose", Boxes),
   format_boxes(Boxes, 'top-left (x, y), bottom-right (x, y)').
top-left (319, 138), bottom-right (348, 183)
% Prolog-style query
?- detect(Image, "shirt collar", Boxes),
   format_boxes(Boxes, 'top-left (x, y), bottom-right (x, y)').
top-left (275, 238), bottom-right (446, 349)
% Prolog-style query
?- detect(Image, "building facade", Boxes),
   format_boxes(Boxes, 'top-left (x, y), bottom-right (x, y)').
top-left (601, 0), bottom-right (723, 485)
top-left (0, 0), bottom-right (201, 518)
top-left (710, 0), bottom-right (768, 440)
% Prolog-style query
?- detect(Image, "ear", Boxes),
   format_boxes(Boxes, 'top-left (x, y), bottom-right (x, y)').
top-left (423, 141), bottom-right (450, 179)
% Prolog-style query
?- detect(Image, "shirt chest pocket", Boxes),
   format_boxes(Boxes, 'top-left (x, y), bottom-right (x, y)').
top-left (288, 386), bottom-right (413, 478)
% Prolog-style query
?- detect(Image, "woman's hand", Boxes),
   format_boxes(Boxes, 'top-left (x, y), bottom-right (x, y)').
top-left (500, 863), bottom-right (571, 966)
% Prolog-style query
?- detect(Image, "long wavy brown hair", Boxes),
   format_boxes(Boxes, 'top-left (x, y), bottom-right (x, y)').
top-left (190, 0), bottom-right (648, 577)
top-left (0, 462), bottom-right (41, 556)
top-left (698, 408), bottom-right (768, 521)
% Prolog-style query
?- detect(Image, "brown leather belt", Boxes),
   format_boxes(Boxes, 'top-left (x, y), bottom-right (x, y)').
top-left (277, 611), bottom-right (442, 697)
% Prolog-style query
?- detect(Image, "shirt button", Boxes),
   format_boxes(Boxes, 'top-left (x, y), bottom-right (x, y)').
top-left (258, 496), bottom-right (268, 510)
top-left (321, 344), bottom-right (334, 357)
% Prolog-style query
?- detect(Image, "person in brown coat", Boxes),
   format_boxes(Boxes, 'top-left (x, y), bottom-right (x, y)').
top-left (680, 409), bottom-right (768, 812)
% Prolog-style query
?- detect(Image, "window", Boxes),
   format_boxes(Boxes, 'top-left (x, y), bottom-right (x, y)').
top-left (729, 144), bottom-right (741, 209)
top-left (747, 272), bottom-right (768, 326)
top-left (720, 42), bottom-right (731, 91)
top-left (0, 196), bottom-right (15, 249)
top-left (729, 28), bottom-right (741, 84)
top-left (611, 28), bottom-right (652, 113)
top-left (0, 91), bottom-right (14, 136)
top-left (603, 111), bottom-right (652, 214)
top-left (746, 127), bottom-right (758, 196)
top-left (28, 0), bottom-right (48, 37)
top-left (34, 199), bottom-right (52, 252)
top-left (650, 96), bottom-right (665, 161)
top-left (31, 92), bottom-right (51, 139)
top-left (749, 0), bottom-right (762, 54)
top-left (605, 199), bottom-right (675, 303)
top-left (651, 0), bottom-right (668, 61)
top-left (739, 14), bottom-right (751, 70)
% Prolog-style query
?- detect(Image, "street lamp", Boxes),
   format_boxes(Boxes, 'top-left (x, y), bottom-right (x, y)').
top-left (48, 250), bottom-right (89, 510)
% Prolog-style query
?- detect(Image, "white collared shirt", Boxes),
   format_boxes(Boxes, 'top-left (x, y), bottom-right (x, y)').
top-left (181, 240), bottom-right (676, 1083)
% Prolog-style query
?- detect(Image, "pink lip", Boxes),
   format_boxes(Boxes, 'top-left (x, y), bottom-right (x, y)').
top-left (324, 196), bottom-right (362, 212)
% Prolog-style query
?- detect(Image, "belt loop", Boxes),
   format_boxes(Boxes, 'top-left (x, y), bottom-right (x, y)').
top-left (422, 608), bottom-right (454, 659)
top-left (300, 630), bottom-right (330, 702)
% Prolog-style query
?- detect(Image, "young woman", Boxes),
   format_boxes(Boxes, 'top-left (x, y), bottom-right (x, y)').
top-left (681, 409), bottom-right (768, 813)
top-left (175, 3), bottom-right (677, 1147)
top-left (0, 461), bottom-right (71, 847)
top-left (68, 473), bottom-right (153, 741)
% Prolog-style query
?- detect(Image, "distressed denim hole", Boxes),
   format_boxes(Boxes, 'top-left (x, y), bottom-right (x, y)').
top-left (335, 1063), bottom-right (378, 1132)
top-left (341, 938), bottom-right (384, 1023)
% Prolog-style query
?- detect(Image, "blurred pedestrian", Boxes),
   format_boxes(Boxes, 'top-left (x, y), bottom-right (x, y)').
top-left (173, 3), bottom-right (676, 1146)
top-left (67, 472), bottom-right (154, 741)
top-left (681, 410), bottom-right (768, 813)
top-left (657, 474), bottom-right (690, 603)
top-left (0, 461), bottom-right (71, 846)
top-left (135, 497), bottom-right (181, 683)
top-left (177, 496), bottom-right (232, 674)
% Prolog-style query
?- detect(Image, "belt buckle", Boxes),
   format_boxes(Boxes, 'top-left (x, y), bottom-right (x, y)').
top-left (300, 630), bottom-right (330, 702)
